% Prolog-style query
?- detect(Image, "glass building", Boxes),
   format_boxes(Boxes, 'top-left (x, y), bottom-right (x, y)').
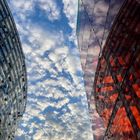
top-left (77, 0), bottom-right (140, 139)
top-left (0, 0), bottom-right (27, 139)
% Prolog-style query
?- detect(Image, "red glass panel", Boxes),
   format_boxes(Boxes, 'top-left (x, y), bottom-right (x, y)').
top-left (130, 106), bottom-right (140, 128)
top-left (103, 76), bottom-right (114, 83)
top-left (132, 84), bottom-right (140, 98)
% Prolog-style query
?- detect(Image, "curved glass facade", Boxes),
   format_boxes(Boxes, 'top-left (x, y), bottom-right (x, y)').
top-left (0, 0), bottom-right (27, 139)
top-left (94, 0), bottom-right (140, 139)
top-left (77, 0), bottom-right (140, 139)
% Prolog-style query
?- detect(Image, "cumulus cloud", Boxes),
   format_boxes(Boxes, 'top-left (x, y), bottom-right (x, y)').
top-left (8, 0), bottom-right (93, 139)
top-left (62, 0), bottom-right (78, 44)
top-left (62, 0), bottom-right (78, 30)
top-left (38, 0), bottom-right (61, 21)
top-left (9, 0), bottom-right (61, 22)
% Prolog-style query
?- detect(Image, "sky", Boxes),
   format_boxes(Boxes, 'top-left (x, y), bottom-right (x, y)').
top-left (7, 0), bottom-right (93, 140)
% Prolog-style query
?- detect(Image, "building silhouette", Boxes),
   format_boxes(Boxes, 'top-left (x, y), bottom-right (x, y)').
top-left (77, 0), bottom-right (140, 139)
top-left (0, 0), bottom-right (27, 139)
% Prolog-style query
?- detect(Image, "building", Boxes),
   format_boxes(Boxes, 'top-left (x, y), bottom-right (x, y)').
top-left (77, 0), bottom-right (140, 139)
top-left (94, 0), bottom-right (140, 139)
top-left (0, 0), bottom-right (27, 139)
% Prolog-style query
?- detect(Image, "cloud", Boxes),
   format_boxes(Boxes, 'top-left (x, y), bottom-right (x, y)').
top-left (9, 0), bottom-right (61, 22)
top-left (62, 0), bottom-right (78, 43)
top-left (11, 0), bottom-right (33, 11)
top-left (8, 0), bottom-right (93, 139)
top-left (20, 27), bottom-right (92, 138)
top-left (38, 0), bottom-right (61, 21)
top-left (62, 0), bottom-right (78, 29)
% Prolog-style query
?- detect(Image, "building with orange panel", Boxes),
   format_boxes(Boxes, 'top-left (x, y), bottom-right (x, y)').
top-left (77, 0), bottom-right (140, 139)
top-left (94, 0), bottom-right (140, 139)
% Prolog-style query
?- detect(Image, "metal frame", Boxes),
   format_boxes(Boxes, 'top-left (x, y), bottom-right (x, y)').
top-left (77, 0), bottom-right (140, 139)
top-left (0, 0), bottom-right (27, 139)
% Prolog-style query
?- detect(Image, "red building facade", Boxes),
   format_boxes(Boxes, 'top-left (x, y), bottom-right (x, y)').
top-left (77, 0), bottom-right (140, 139)
top-left (94, 0), bottom-right (140, 139)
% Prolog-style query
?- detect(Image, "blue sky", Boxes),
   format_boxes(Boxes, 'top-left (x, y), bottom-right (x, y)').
top-left (8, 0), bottom-right (93, 139)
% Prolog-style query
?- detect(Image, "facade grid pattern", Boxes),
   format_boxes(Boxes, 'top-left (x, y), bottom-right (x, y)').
top-left (0, 0), bottom-right (27, 139)
top-left (77, 0), bottom-right (140, 139)
top-left (94, 0), bottom-right (140, 139)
